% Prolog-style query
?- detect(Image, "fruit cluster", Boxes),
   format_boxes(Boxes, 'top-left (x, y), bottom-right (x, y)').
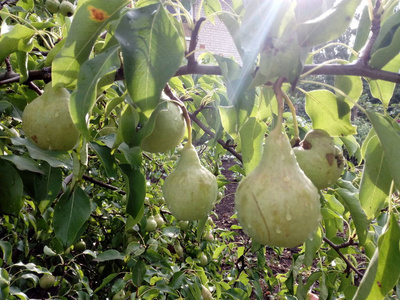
top-left (45, 0), bottom-right (76, 17)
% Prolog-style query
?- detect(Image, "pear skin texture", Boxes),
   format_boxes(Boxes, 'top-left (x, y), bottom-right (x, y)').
top-left (22, 84), bottom-right (79, 151)
top-left (140, 102), bottom-right (186, 153)
top-left (293, 129), bottom-right (345, 189)
top-left (235, 128), bottom-right (321, 248)
top-left (162, 145), bottom-right (218, 221)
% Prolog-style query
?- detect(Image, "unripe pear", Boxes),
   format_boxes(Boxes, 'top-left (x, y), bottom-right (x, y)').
top-left (293, 129), bottom-right (345, 189)
top-left (140, 101), bottom-right (186, 153)
top-left (45, 0), bottom-right (60, 13)
top-left (39, 274), bottom-right (56, 289)
top-left (201, 285), bottom-right (213, 300)
top-left (144, 215), bottom-right (157, 232)
top-left (59, 1), bottom-right (75, 17)
top-left (162, 144), bottom-right (218, 221)
top-left (235, 125), bottom-right (321, 248)
top-left (22, 83), bottom-right (79, 151)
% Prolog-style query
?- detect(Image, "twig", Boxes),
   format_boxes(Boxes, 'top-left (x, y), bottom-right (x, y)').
top-left (164, 84), bottom-right (243, 162)
top-left (82, 174), bottom-right (126, 195)
top-left (189, 112), bottom-right (242, 162)
top-left (356, 0), bottom-right (382, 65)
top-left (27, 82), bottom-right (42, 95)
top-left (323, 236), bottom-right (363, 278)
top-left (187, 17), bottom-right (206, 68)
top-left (5, 57), bottom-right (13, 73)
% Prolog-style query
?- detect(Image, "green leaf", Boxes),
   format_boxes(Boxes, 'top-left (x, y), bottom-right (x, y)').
top-left (93, 273), bottom-right (119, 293)
top-left (94, 249), bottom-right (125, 262)
top-left (52, 0), bottom-right (129, 88)
top-left (34, 162), bottom-right (62, 214)
top-left (70, 45), bottom-right (120, 138)
top-left (203, 0), bottom-right (222, 23)
top-left (0, 155), bottom-right (43, 174)
top-left (359, 136), bottom-right (391, 220)
top-left (297, 0), bottom-right (361, 47)
top-left (132, 259), bottom-right (146, 287)
top-left (218, 105), bottom-right (240, 142)
top-left (369, 54), bottom-right (400, 108)
top-left (336, 188), bottom-right (369, 245)
top-left (115, 4), bottom-right (185, 118)
top-left (353, 214), bottom-right (400, 300)
top-left (349, 5), bottom-right (371, 61)
top-left (0, 24), bottom-right (35, 62)
top-left (89, 142), bottom-right (118, 178)
top-left (11, 137), bottom-right (72, 169)
top-left (53, 187), bottom-right (91, 248)
top-left (304, 227), bottom-right (323, 267)
top-left (340, 135), bottom-right (361, 162)
top-left (334, 75), bottom-right (363, 109)
top-left (215, 56), bottom-right (255, 116)
top-left (0, 241), bottom-right (12, 264)
top-left (369, 9), bottom-right (400, 69)
top-left (367, 111), bottom-right (400, 190)
top-left (239, 117), bottom-right (266, 174)
top-left (16, 51), bottom-right (28, 83)
top-left (305, 90), bottom-right (356, 136)
top-left (0, 160), bottom-right (24, 215)
top-left (120, 164), bottom-right (146, 219)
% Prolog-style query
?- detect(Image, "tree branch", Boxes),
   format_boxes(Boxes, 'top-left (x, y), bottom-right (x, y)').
top-left (356, 0), bottom-right (382, 65)
top-left (186, 17), bottom-right (206, 68)
top-left (323, 237), bottom-right (363, 278)
top-left (302, 63), bottom-right (400, 83)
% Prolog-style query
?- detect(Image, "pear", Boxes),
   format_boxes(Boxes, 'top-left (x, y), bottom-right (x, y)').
top-left (59, 1), bottom-right (75, 17)
top-left (22, 83), bottom-right (79, 151)
top-left (293, 129), bottom-right (345, 189)
top-left (162, 144), bottom-right (218, 221)
top-left (140, 101), bottom-right (186, 153)
top-left (45, 0), bottom-right (60, 14)
top-left (235, 125), bottom-right (321, 248)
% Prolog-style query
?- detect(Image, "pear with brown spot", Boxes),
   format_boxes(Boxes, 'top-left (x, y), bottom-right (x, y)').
top-left (293, 129), bottom-right (345, 189)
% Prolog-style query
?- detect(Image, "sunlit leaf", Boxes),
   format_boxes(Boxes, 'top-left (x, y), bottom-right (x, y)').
top-left (367, 111), bottom-right (400, 190)
top-left (369, 54), bottom-right (400, 108)
top-left (305, 90), bottom-right (356, 136)
top-left (353, 213), bottom-right (400, 300)
top-left (359, 136), bottom-right (391, 220)
top-left (239, 117), bottom-right (266, 174)
top-left (115, 4), bottom-right (185, 118)
top-left (0, 24), bottom-right (35, 62)
top-left (297, 0), bottom-right (361, 47)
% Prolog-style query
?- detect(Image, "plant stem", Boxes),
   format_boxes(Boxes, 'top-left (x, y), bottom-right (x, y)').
top-left (281, 91), bottom-right (300, 144)
top-left (273, 77), bottom-right (285, 131)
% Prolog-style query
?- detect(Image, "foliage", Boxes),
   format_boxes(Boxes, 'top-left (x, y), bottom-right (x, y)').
top-left (1, 0), bottom-right (400, 299)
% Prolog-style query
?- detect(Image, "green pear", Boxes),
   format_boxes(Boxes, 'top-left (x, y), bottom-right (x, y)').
top-left (293, 129), bottom-right (345, 189)
top-left (235, 125), bottom-right (321, 248)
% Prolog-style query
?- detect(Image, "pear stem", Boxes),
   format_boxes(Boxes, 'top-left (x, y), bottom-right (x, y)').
top-left (168, 99), bottom-right (193, 148)
top-left (273, 77), bottom-right (285, 132)
top-left (282, 91), bottom-right (300, 144)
